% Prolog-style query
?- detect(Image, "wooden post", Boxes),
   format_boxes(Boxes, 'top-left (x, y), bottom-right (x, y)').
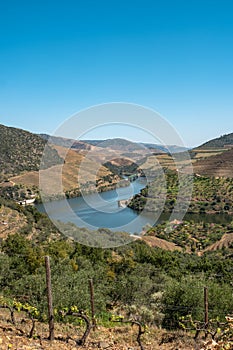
top-left (89, 278), bottom-right (96, 330)
top-left (204, 286), bottom-right (208, 339)
top-left (45, 256), bottom-right (55, 341)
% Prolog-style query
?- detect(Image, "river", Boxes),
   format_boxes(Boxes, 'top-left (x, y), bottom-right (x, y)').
top-left (36, 178), bottom-right (157, 234)
top-left (36, 178), bottom-right (232, 234)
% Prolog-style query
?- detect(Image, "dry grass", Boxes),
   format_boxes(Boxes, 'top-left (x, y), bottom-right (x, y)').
top-left (9, 146), bottom-right (118, 193)
top-left (11, 171), bottom-right (39, 187)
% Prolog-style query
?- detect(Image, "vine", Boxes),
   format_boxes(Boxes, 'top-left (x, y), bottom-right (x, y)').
top-left (110, 314), bottom-right (146, 350)
top-left (0, 297), bottom-right (39, 338)
top-left (179, 314), bottom-right (233, 349)
top-left (59, 306), bottom-right (92, 346)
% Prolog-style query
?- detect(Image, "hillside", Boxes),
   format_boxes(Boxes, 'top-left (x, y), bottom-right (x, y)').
top-left (0, 125), bottom-right (122, 200)
top-left (9, 145), bottom-right (121, 199)
top-left (128, 171), bottom-right (233, 214)
top-left (204, 232), bottom-right (233, 252)
top-left (0, 204), bottom-right (27, 239)
top-left (191, 148), bottom-right (233, 178)
top-left (0, 196), bottom-right (233, 350)
top-left (196, 132), bottom-right (233, 149)
top-left (0, 124), bottom-right (62, 180)
top-left (146, 220), bottom-right (233, 253)
top-left (39, 136), bottom-right (191, 178)
top-left (83, 138), bottom-right (148, 151)
top-left (141, 235), bottom-right (182, 251)
top-left (40, 134), bottom-right (92, 151)
top-left (180, 131), bottom-right (233, 177)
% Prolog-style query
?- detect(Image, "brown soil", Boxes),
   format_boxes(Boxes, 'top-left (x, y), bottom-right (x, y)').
top-left (0, 316), bottom-right (201, 350)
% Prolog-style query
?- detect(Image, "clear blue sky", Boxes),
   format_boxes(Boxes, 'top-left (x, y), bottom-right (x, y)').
top-left (0, 0), bottom-right (232, 147)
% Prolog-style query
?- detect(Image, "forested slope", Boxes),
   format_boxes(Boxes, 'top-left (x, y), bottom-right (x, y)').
top-left (0, 124), bottom-right (62, 180)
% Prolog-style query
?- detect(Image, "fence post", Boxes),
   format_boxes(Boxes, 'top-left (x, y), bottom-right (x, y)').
top-left (45, 256), bottom-right (55, 341)
top-left (89, 278), bottom-right (96, 330)
top-left (204, 286), bottom-right (208, 339)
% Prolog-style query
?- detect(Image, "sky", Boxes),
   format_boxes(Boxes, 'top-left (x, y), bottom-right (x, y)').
top-left (0, 0), bottom-right (233, 147)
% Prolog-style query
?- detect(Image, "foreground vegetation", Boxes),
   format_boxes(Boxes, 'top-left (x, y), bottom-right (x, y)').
top-left (0, 197), bottom-right (233, 333)
top-left (0, 124), bottom-right (233, 347)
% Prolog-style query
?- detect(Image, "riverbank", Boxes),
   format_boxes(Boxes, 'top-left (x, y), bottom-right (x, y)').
top-left (36, 178), bottom-right (152, 234)
top-left (36, 178), bottom-right (131, 203)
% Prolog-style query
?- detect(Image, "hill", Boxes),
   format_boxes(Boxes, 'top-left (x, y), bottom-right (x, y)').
top-left (128, 171), bottom-right (233, 214)
top-left (1, 196), bottom-right (233, 349)
top-left (6, 145), bottom-right (121, 200)
top-left (184, 131), bottom-right (233, 177)
top-left (203, 232), bottom-right (233, 252)
top-left (83, 138), bottom-right (139, 149)
top-left (142, 142), bottom-right (188, 153)
top-left (40, 136), bottom-right (149, 153)
top-left (0, 124), bottom-right (62, 181)
top-left (84, 138), bottom-right (152, 153)
top-left (146, 220), bottom-right (233, 253)
top-left (84, 138), bottom-right (188, 153)
top-left (192, 147), bottom-right (233, 178)
top-left (0, 126), bottom-right (121, 200)
top-left (40, 134), bottom-right (92, 151)
top-left (39, 136), bottom-right (190, 178)
top-left (196, 132), bottom-right (233, 149)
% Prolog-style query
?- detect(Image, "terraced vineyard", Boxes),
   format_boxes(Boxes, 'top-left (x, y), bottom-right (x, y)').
top-left (146, 221), bottom-right (233, 253)
top-left (128, 171), bottom-right (233, 214)
top-left (191, 148), bottom-right (233, 178)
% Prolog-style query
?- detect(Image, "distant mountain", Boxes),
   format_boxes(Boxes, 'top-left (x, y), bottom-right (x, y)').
top-left (0, 125), bottom-right (62, 180)
top-left (83, 138), bottom-right (147, 152)
top-left (40, 134), bottom-right (91, 150)
top-left (83, 139), bottom-right (188, 153)
top-left (196, 132), bottom-right (233, 149)
top-left (141, 143), bottom-right (188, 153)
top-left (40, 135), bottom-right (188, 154)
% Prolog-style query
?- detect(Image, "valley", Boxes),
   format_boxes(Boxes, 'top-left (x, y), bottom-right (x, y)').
top-left (0, 124), bottom-right (233, 349)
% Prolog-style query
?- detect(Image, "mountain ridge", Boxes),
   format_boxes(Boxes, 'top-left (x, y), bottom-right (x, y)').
top-left (1, 123), bottom-right (233, 184)
top-left (196, 132), bottom-right (233, 149)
